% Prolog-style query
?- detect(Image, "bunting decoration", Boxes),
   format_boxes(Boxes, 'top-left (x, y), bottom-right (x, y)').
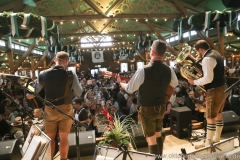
top-left (21, 13), bottom-right (30, 27)
top-left (10, 13), bottom-right (19, 37)
top-left (204, 11), bottom-right (211, 37)
top-left (33, 38), bottom-right (38, 45)
top-left (40, 16), bottom-right (48, 38)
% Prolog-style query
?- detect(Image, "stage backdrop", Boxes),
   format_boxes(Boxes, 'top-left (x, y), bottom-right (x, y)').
top-left (91, 51), bottom-right (104, 63)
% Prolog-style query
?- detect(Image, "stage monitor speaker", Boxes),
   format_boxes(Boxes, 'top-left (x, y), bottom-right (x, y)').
top-left (129, 124), bottom-right (148, 149)
top-left (0, 139), bottom-right (19, 160)
top-left (222, 0), bottom-right (240, 8)
top-left (68, 130), bottom-right (96, 158)
top-left (222, 111), bottom-right (239, 133)
top-left (170, 106), bottom-right (192, 139)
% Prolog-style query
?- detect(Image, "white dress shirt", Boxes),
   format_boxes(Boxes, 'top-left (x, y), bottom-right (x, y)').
top-left (194, 50), bottom-right (217, 86)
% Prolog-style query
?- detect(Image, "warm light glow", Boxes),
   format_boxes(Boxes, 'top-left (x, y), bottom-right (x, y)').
top-left (72, 21), bottom-right (74, 24)
top-left (145, 19), bottom-right (148, 21)
top-left (136, 19), bottom-right (138, 22)
top-left (155, 19), bottom-right (157, 21)
top-left (126, 19), bottom-right (128, 22)
top-left (60, 22), bottom-right (63, 24)
top-left (165, 19), bottom-right (167, 21)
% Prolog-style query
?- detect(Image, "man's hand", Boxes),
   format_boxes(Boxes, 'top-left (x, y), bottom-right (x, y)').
top-left (117, 74), bottom-right (122, 83)
top-left (26, 93), bottom-right (35, 99)
top-left (188, 79), bottom-right (194, 85)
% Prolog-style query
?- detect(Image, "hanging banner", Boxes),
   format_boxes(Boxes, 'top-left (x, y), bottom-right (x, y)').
top-left (91, 51), bottom-right (104, 63)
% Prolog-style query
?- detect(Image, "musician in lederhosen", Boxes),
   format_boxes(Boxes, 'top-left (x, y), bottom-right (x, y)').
top-left (188, 40), bottom-right (229, 149)
top-left (27, 51), bottom-right (83, 160)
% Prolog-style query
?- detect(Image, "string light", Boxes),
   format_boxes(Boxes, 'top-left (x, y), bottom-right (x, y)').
top-left (60, 22), bottom-right (63, 24)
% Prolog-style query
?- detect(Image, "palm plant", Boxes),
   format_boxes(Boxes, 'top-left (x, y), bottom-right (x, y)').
top-left (98, 114), bottom-right (137, 148)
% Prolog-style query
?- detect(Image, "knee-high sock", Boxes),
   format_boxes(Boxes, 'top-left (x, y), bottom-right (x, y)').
top-left (156, 137), bottom-right (163, 156)
top-left (213, 120), bottom-right (224, 142)
top-left (205, 124), bottom-right (216, 146)
top-left (149, 145), bottom-right (160, 160)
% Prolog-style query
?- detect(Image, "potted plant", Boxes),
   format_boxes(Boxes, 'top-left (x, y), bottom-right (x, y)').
top-left (98, 114), bottom-right (137, 149)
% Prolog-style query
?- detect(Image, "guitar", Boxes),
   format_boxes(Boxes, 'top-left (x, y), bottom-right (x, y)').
top-left (101, 71), bottom-right (173, 102)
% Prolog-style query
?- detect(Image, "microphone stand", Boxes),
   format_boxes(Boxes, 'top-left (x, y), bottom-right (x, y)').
top-left (224, 79), bottom-right (240, 93)
top-left (0, 89), bottom-right (34, 142)
top-left (22, 85), bottom-right (87, 160)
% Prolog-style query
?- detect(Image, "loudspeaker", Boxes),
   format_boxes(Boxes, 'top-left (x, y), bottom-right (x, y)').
top-left (222, 111), bottom-right (239, 133)
top-left (222, 0), bottom-right (240, 8)
top-left (129, 124), bottom-right (166, 149)
top-left (129, 124), bottom-right (148, 148)
top-left (0, 139), bottom-right (18, 160)
top-left (170, 107), bottom-right (192, 139)
top-left (68, 130), bottom-right (96, 158)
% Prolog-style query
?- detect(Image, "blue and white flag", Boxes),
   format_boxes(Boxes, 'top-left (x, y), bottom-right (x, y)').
top-left (91, 51), bottom-right (104, 63)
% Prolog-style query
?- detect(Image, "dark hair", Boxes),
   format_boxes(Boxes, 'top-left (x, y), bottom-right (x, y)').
top-left (151, 39), bottom-right (167, 56)
top-left (195, 40), bottom-right (210, 50)
top-left (73, 98), bottom-right (82, 105)
top-left (132, 97), bottom-right (137, 104)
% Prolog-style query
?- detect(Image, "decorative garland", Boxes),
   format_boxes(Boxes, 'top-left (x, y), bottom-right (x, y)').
top-left (172, 9), bottom-right (238, 36)
top-left (0, 12), bottom-right (58, 39)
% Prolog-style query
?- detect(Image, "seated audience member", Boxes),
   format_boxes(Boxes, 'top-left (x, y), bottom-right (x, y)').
top-left (110, 105), bottom-right (125, 122)
top-left (73, 98), bottom-right (91, 131)
top-left (230, 88), bottom-right (240, 116)
top-left (4, 108), bottom-right (15, 125)
top-left (184, 91), bottom-right (198, 119)
top-left (163, 101), bottom-right (172, 127)
top-left (129, 97), bottom-right (139, 122)
top-left (0, 114), bottom-right (11, 140)
top-left (33, 108), bottom-right (44, 120)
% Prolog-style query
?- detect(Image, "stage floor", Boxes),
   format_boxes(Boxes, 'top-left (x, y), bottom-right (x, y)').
top-left (52, 129), bottom-right (239, 160)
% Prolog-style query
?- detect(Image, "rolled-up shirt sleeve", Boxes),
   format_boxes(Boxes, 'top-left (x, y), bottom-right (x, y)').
top-left (125, 68), bottom-right (144, 94)
top-left (194, 57), bottom-right (216, 86)
top-left (72, 72), bottom-right (83, 97)
top-left (169, 67), bottom-right (178, 88)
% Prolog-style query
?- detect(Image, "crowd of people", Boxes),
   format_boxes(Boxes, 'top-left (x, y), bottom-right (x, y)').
top-left (0, 40), bottom-right (239, 160)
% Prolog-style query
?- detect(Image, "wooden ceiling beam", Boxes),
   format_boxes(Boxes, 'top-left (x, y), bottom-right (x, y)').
top-left (33, 50), bottom-right (48, 70)
top-left (0, 0), bottom-right (22, 12)
top-left (100, 20), bottom-right (114, 33)
top-left (165, 0), bottom-right (205, 13)
top-left (194, 0), bottom-right (208, 7)
top-left (105, 0), bottom-right (124, 15)
top-left (12, 43), bottom-right (36, 73)
top-left (137, 20), bottom-right (173, 32)
top-left (58, 30), bottom-right (168, 37)
top-left (85, 21), bottom-right (100, 33)
top-left (146, 22), bottom-right (178, 56)
top-left (46, 13), bottom-right (181, 21)
top-left (83, 0), bottom-right (106, 16)
top-left (172, 0), bottom-right (189, 18)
